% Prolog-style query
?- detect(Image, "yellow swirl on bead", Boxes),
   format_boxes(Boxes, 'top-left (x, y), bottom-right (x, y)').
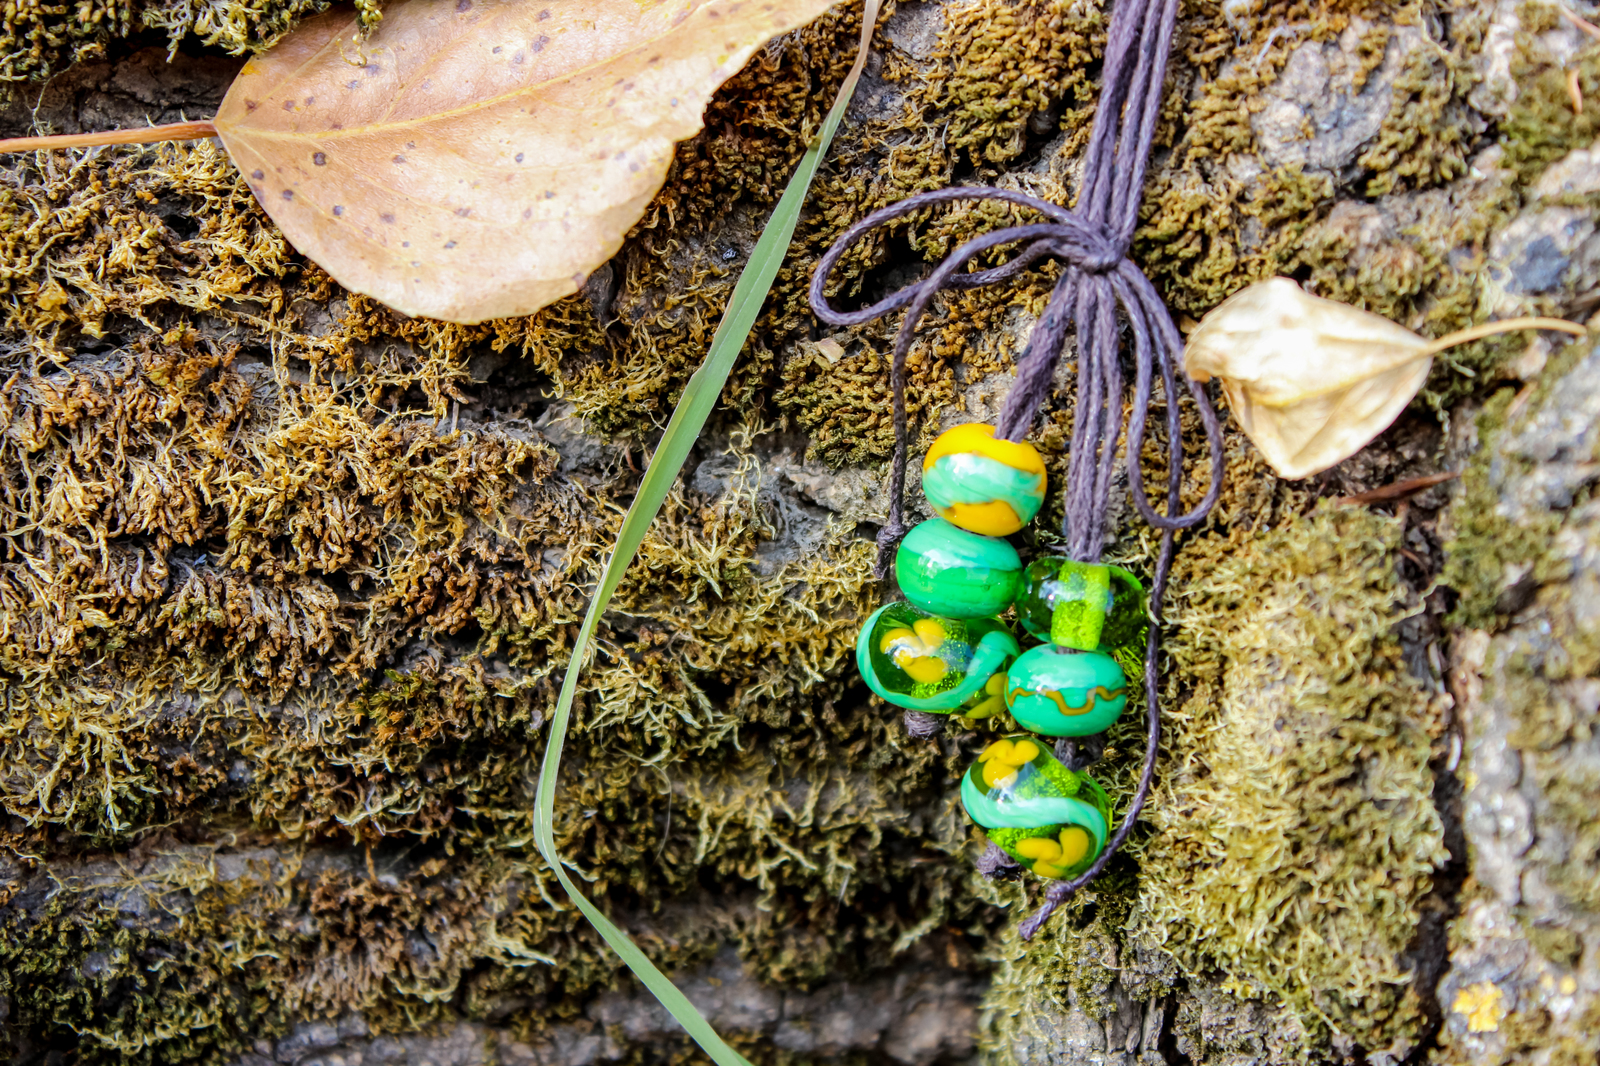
top-left (878, 617), bottom-right (949, 684)
top-left (961, 673), bottom-right (1008, 720)
top-left (924, 424), bottom-right (1046, 476)
top-left (1014, 826), bottom-right (1093, 879)
top-left (976, 736), bottom-right (1041, 788)
top-left (922, 423), bottom-right (1047, 536)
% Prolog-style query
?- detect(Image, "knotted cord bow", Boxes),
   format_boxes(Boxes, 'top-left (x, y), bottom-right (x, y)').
top-left (808, 0), bottom-right (1225, 937)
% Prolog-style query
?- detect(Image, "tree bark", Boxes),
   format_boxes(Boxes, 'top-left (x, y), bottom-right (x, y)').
top-left (1, 2), bottom-right (1597, 1065)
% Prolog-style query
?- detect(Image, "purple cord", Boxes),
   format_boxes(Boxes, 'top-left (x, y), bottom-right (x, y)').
top-left (809, 0), bottom-right (1225, 937)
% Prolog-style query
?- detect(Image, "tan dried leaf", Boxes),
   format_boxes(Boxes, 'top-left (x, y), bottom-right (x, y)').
top-left (1185, 278), bottom-right (1586, 479)
top-left (1184, 278), bottom-right (1432, 479)
top-left (212, 0), bottom-right (836, 324)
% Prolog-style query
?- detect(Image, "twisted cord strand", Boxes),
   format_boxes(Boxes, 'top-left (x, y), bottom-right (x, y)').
top-left (1017, 274), bottom-right (1185, 935)
top-left (808, 0), bottom-right (1223, 938)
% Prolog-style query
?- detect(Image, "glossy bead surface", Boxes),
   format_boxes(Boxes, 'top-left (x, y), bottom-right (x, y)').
top-left (856, 602), bottom-right (1020, 715)
top-left (1016, 559), bottom-right (1146, 663)
top-left (921, 423), bottom-right (1047, 536)
top-left (960, 736), bottom-right (1112, 880)
top-left (1004, 645), bottom-right (1127, 736)
top-left (895, 517), bottom-right (1022, 619)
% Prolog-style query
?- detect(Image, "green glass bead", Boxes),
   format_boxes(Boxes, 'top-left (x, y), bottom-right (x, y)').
top-left (855, 602), bottom-right (1020, 715)
top-left (921, 423), bottom-right (1046, 536)
top-left (1003, 645), bottom-right (1127, 736)
top-left (895, 517), bottom-right (1022, 620)
top-left (1016, 559), bottom-right (1147, 670)
top-left (960, 735), bottom-right (1112, 880)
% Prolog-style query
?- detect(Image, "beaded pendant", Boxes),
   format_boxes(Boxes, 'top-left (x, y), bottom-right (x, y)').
top-left (960, 736), bottom-right (1112, 880)
top-left (921, 423), bottom-right (1047, 536)
top-left (894, 517), bottom-right (1021, 619)
top-left (850, 419), bottom-right (1147, 884)
top-left (1003, 644), bottom-right (1127, 736)
top-left (1015, 558), bottom-right (1147, 675)
top-left (856, 602), bottom-right (1019, 716)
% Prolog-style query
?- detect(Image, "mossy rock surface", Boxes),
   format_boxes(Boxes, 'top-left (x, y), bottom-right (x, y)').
top-left (1, 1), bottom-right (1599, 1064)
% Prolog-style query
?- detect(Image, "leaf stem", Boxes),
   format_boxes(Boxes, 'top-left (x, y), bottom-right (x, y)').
top-left (1424, 316), bottom-right (1588, 355)
top-left (1336, 470), bottom-right (1460, 506)
top-left (0, 120), bottom-right (218, 153)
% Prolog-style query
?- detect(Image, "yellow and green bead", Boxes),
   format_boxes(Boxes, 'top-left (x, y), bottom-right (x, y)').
top-left (856, 602), bottom-right (1020, 716)
top-left (922, 423), bottom-right (1047, 537)
top-left (1003, 644), bottom-right (1128, 736)
top-left (960, 736), bottom-right (1112, 880)
top-left (895, 517), bottom-right (1022, 619)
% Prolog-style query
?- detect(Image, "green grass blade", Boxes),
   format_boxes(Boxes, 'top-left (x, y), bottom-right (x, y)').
top-left (530, 6), bottom-right (880, 1065)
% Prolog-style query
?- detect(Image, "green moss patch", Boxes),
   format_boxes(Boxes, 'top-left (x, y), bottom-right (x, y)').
top-left (1134, 505), bottom-right (1447, 1052)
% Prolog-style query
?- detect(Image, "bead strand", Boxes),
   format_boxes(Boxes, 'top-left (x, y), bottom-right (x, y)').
top-left (853, 421), bottom-right (1153, 883)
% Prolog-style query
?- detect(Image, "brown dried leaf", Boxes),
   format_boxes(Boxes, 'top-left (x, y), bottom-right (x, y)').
top-left (213, 0), bottom-right (836, 324)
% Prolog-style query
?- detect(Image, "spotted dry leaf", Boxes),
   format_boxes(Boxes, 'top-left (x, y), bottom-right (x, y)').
top-left (213, 0), bottom-right (837, 323)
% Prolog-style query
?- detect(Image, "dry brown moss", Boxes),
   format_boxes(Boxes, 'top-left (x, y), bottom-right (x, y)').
top-left (0, 838), bottom-right (593, 1064)
top-left (0, 81), bottom-right (982, 1057)
top-left (924, 0), bottom-right (1101, 169)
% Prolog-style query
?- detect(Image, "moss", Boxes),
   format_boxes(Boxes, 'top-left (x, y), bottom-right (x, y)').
top-left (1355, 29), bottom-right (1480, 199)
top-left (0, 876), bottom-right (289, 1064)
top-left (1130, 504), bottom-right (1447, 1051)
top-left (0, 838), bottom-right (638, 1064)
top-left (0, 0), bottom-right (383, 85)
top-left (1139, 162), bottom-right (1336, 315)
top-left (974, 869), bottom-right (1146, 1062)
top-left (0, 0), bottom-right (1575, 1060)
top-left (0, 279), bottom-right (989, 1049)
top-left (1439, 331), bottom-right (1598, 631)
top-left (1498, 3), bottom-right (1600, 188)
top-left (924, 0), bottom-right (1100, 170)
top-left (1440, 392), bottom-right (1542, 628)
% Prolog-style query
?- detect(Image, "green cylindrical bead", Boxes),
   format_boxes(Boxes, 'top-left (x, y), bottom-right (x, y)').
top-left (959, 735), bottom-right (1112, 880)
top-left (1016, 559), bottom-right (1147, 669)
top-left (894, 517), bottom-right (1021, 619)
top-left (855, 602), bottom-right (1019, 716)
top-left (1003, 644), bottom-right (1127, 736)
